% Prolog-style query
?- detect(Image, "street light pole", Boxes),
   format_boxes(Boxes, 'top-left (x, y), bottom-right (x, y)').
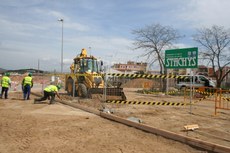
top-left (58, 18), bottom-right (64, 73)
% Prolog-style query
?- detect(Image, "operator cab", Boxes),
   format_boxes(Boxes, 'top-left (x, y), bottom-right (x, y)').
top-left (71, 48), bottom-right (103, 73)
top-left (78, 58), bottom-right (99, 73)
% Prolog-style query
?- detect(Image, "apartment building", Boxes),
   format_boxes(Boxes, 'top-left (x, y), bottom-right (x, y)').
top-left (112, 61), bottom-right (147, 73)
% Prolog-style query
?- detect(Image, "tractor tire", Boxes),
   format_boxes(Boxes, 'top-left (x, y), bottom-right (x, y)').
top-left (67, 78), bottom-right (74, 96)
top-left (77, 83), bottom-right (87, 98)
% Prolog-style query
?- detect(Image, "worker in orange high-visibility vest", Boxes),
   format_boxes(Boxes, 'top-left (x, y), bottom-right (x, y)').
top-left (22, 73), bottom-right (33, 100)
top-left (1, 72), bottom-right (11, 99)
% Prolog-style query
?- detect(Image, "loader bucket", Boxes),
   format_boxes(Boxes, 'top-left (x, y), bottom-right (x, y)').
top-left (87, 88), bottom-right (126, 100)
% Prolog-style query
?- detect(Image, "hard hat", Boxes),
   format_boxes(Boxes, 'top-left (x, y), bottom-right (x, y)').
top-left (56, 84), bottom-right (61, 90)
top-left (28, 72), bottom-right (32, 76)
top-left (5, 72), bottom-right (10, 76)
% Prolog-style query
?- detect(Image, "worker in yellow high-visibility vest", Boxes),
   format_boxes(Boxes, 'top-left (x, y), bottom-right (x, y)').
top-left (21, 73), bottom-right (33, 100)
top-left (34, 84), bottom-right (62, 104)
top-left (1, 72), bottom-right (11, 99)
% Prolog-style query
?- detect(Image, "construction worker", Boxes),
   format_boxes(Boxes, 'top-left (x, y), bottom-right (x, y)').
top-left (22, 73), bottom-right (33, 100)
top-left (0, 72), bottom-right (11, 99)
top-left (34, 84), bottom-right (62, 104)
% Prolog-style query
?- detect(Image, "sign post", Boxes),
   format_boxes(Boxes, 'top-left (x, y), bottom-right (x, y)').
top-left (165, 47), bottom-right (198, 113)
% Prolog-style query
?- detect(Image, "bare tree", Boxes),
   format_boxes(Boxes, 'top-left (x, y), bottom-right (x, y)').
top-left (193, 25), bottom-right (230, 88)
top-left (132, 24), bottom-right (181, 74)
top-left (132, 24), bottom-right (182, 91)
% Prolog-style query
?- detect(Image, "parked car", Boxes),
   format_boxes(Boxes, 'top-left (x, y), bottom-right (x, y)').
top-left (176, 75), bottom-right (216, 90)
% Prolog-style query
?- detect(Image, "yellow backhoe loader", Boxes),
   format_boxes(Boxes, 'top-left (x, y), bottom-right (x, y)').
top-left (65, 48), bottom-right (126, 100)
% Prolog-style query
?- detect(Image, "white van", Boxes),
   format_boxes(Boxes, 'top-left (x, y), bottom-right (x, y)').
top-left (176, 75), bottom-right (215, 90)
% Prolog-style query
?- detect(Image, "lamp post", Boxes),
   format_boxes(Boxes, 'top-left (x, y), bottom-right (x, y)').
top-left (58, 18), bottom-right (64, 73)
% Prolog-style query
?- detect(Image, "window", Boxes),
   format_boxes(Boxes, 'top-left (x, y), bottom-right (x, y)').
top-left (79, 59), bottom-right (99, 73)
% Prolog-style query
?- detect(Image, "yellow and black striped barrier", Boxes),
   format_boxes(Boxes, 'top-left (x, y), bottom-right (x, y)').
top-left (193, 95), bottom-right (210, 104)
top-left (65, 73), bottom-right (187, 80)
top-left (222, 97), bottom-right (230, 101)
top-left (142, 90), bottom-right (178, 95)
top-left (192, 90), bottom-right (215, 104)
top-left (106, 100), bottom-right (186, 106)
top-left (107, 73), bottom-right (187, 79)
top-left (195, 90), bottom-right (214, 96)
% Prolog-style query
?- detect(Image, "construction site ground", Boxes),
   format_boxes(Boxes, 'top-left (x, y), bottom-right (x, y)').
top-left (0, 75), bottom-right (229, 153)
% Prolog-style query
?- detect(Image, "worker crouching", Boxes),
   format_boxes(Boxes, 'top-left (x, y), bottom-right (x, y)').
top-left (34, 84), bottom-right (62, 104)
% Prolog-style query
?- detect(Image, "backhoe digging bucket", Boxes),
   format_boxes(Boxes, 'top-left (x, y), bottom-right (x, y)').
top-left (88, 88), bottom-right (126, 100)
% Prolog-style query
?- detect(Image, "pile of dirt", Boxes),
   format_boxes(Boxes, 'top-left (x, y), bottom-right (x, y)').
top-left (121, 78), bottom-right (154, 88)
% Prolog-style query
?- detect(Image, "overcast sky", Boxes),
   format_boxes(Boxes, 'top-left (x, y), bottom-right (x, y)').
top-left (0, 0), bottom-right (230, 72)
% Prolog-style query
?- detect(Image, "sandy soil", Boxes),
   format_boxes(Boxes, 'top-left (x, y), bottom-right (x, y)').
top-left (0, 92), bottom-right (208, 153)
top-left (65, 88), bottom-right (230, 148)
top-left (0, 76), bottom-right (229, 152)
top-left (119, 88), bottom-right (230, 147)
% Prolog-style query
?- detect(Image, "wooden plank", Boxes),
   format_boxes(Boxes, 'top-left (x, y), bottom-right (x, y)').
top-left (57, 100), bottom-right (100, 115)
top-left (100, 113), bottom-right (230, 153)
top-left (184, 124), bottom-right (199, 131)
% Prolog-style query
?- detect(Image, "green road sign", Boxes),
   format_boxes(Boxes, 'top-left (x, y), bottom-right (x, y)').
top-left (165, 47), bottom-right (198, 69)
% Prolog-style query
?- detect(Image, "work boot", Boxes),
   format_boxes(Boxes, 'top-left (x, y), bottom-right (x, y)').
top-left (49, 100), bottom-right (55, 105)
top-left (34, 99), bottom-right (41, 104)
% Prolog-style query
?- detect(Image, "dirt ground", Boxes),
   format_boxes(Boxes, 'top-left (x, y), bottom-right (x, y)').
top-left (113, 88), bottom-right (230, 147)
top-left (0, 75), bottom-right (229, 152)
top-left (0, 92), bottom-right (208, 153)
top-left (74, 88), bottom-right (230, 148)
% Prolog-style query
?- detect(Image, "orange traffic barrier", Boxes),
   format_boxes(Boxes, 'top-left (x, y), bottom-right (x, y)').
top-left (215, 89), bottom-right (230, 115)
